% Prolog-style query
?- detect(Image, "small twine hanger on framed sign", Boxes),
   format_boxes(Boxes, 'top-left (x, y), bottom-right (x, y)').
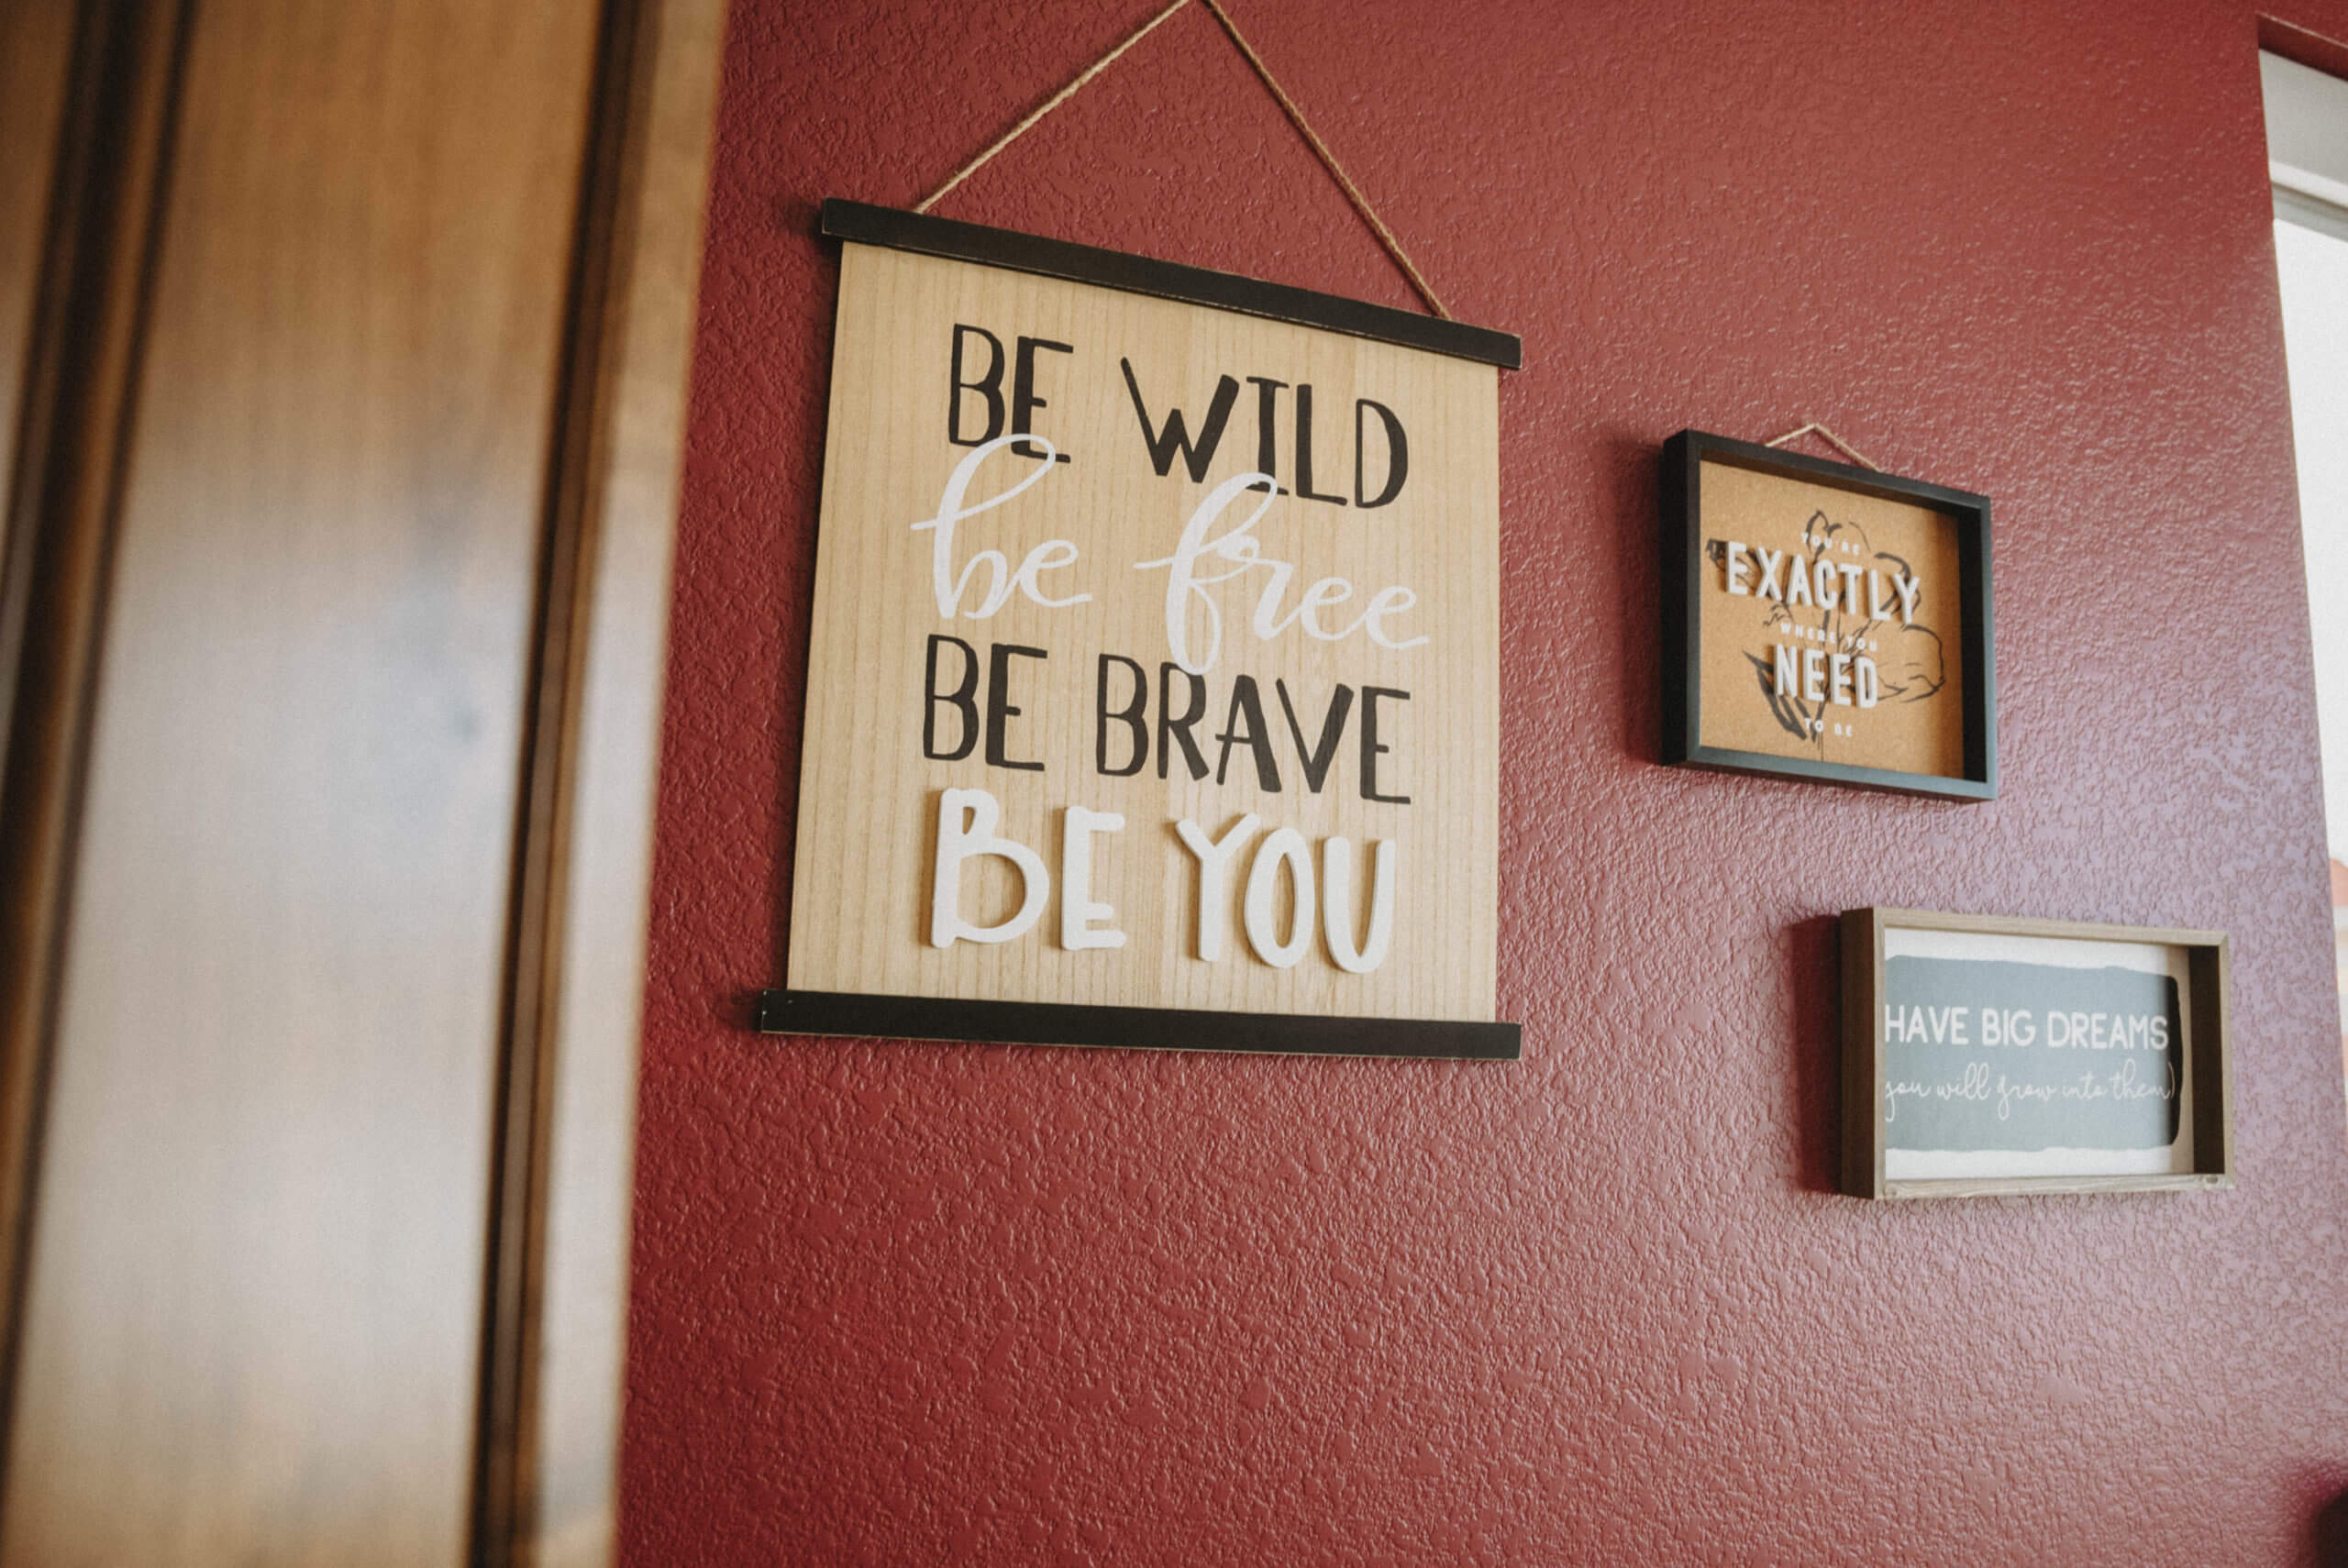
top-left (908, 0), bottom-right (1458, 321)
top-left (1762, 421), bottom-right (1881, 470)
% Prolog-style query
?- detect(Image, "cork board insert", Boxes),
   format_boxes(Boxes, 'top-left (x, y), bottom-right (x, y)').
top-left (1697, 458), bottom-right (1966, 778)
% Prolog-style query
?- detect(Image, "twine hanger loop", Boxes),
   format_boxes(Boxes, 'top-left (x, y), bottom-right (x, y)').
top-left (1762, 421), bottom-right (1881, 470)
top-left (911, 0), bottom-right (1455, 320)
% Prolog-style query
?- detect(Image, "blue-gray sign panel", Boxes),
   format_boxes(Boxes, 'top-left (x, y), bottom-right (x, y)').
top-left (1881, 956), bottom-right (2182, 1153)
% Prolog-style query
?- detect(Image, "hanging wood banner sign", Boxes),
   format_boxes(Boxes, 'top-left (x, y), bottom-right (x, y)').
top-left (759, 202), bottom-right (1523, 1059)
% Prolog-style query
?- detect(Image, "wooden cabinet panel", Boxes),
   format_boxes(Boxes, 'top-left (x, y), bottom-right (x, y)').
top-left (0, 0), bottom-right (77, 502)
top-left (0, 1), bottom-right (601, 1562)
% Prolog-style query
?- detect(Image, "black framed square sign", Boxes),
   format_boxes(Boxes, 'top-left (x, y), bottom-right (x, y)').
top-left (1660, 430), bottom-right (1995, 801)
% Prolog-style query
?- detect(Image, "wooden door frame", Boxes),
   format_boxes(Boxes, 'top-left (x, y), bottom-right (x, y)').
top-left (471, 0), bottom-right (725, 1562)
top-left (0, 2), bottom-right (725, 1562)
top-left (0, 0), bottom-right (194, 1509)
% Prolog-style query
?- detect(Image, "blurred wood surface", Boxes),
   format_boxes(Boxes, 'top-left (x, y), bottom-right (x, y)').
top-left (0, 0), bottom-right (197, 1498)
top-left (0, 0), bottom-right (720, 1562)
top-left (0, 1), bottom-right (77, 509)
top-left (519, 0), bottom-right (724, 1561)
top-left (475, 0), bottom-right (724, 1563)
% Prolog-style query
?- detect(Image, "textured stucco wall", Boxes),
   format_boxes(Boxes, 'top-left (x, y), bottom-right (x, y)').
top-left (624, 3), bottom-right (2348, 1561)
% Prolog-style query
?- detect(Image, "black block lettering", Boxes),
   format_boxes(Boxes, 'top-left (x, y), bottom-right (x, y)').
top-left (1095, 654), bottom-right (1147, 777)
top-left (1247, 375), bottom-right (1287, 491)
top-left (1360, 686), bottom-right (1411, 803)
top-left (1012, 336), bottom-right (1073, 462)
top-left (923, 634), bottom-right (980, 761)
top-left (1123, 359), bottom-right (1240, 482)
top-left (1354, 398), bottom-right (1408, 508)
top-left (1275, 679), bottom-right (1353, 793)
top-left (984, 643), bottom-right (1047, 772)
top-left (1214, 676), bottom-right (1282, 791)
top-left (1157, 662), bottom-right (1210, 781)
top-left (1293, 383), bottom-right (1346, 506)
top-left (948, 325), bottom-right (1005, 447)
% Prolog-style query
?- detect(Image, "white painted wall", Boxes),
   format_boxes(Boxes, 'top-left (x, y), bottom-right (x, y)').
top-left (2274, 217), bottom-right (2348, 865)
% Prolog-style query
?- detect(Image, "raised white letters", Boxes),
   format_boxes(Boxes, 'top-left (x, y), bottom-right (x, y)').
top-left (1175, 812), bottom-right (1260, 962)
top-left (1243, 827), bottom-right (1316, 968)
top-left (930, 788), bottom-right (1049, 947)
top-left (1321, 837), bottom-right (1397, 974)
top-left (1174, 816), bottom-right (1398, 973)
top-left (1058, 806), bottom-right (1127, 951)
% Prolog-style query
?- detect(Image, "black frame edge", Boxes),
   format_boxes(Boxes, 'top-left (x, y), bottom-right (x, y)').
top-left (1658, 428), bottom-right (1998, 802)
top-left (820, 198), bottom-right (1523, 371)
top-left (1677, 745), bottom-right (1999, 801)
top-left (757, 988), bottom-right (1523, 1062)
top-left (1659, 433), bottom-right (1695, 765)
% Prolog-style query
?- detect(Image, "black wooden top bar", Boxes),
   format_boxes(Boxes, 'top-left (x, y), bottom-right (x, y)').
top-left (821, 198), bottom-right (1523, 370)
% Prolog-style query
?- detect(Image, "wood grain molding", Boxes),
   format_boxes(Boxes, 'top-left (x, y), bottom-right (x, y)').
top-left (0, 0), bottom-right (82, 512)
top-left (0, 0), bottom-right (194, 1485)
top-left (1839, 907), bottom-right (2234, 1201)
top-left (471, 0), bottom-right (726, 1563)
top-left (0, 0), bottom-right (715, 1561)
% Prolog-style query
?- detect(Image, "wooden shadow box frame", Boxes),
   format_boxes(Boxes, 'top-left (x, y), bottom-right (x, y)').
top-left (1840, 908), bottom-right (2234, 1199)
top-left (1661, 429), bottom-right (1997, 801)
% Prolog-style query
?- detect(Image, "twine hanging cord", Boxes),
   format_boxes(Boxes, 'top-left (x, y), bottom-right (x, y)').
top-left (912, 0), bottom-right (1454, 320)
top-left (914, 0), bottom-right (1190, 215)
top-left (1763, 421), bottom-right (1880, 470)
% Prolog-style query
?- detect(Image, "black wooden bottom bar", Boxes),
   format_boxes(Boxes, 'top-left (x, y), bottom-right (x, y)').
top-left (756, 989), bottom-right (1521, 1061)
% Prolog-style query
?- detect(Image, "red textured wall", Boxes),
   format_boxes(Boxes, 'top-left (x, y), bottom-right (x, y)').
top-left (625, 3), bottom-right (2348, 1561)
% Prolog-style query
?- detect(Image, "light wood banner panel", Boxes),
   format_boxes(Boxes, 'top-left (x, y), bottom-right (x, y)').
top-left (785, 235), bottom-right (1504, 1041)
top-left (0, 0), bottom-right (603, 1562)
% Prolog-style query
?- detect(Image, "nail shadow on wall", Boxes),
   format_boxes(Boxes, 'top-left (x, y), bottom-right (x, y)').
top-left (1789, 912), bottom-right (1844, 1195)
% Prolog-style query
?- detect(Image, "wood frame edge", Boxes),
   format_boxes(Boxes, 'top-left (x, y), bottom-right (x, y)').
top-left (1838, 908), bottom-right (1886, 1198)
top-left (2191, 938), bottom-right (2235, 1182)
top-left (0, 0), bottom-right (197, 1496)
top-left (1878, 1173), bottom-right (2234, 1201)
top-left (1658, 432), bottom-right (1695, 765)
top-left (1842, 906), bottom-right (2234, 1200)
top-left (471, 1), bottom-right (728, 1564)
